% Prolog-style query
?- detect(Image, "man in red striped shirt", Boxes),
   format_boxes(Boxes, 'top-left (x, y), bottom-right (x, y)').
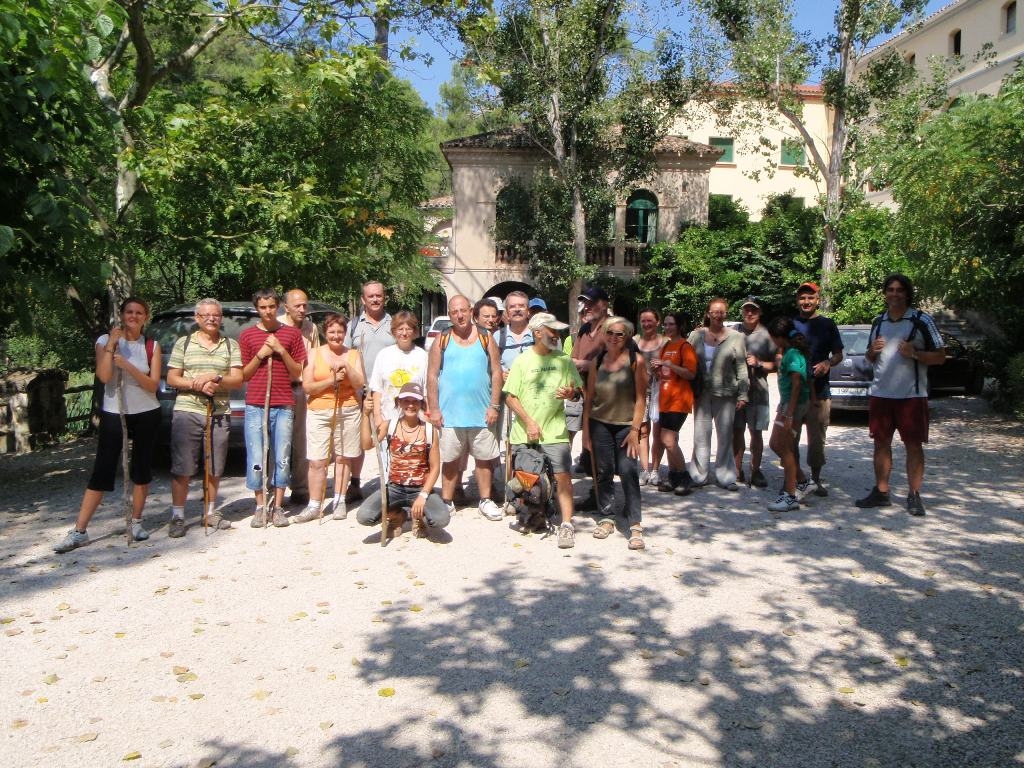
top-left (240, 289), bottom-right (307, 527)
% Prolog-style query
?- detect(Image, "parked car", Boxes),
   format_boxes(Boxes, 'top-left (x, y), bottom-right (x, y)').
top-left (423, 315), bottom-right (451, 350)
top-left (829, 324), bottom-right (986, 411)
top-left (147, 301), bottom-right (341, 448)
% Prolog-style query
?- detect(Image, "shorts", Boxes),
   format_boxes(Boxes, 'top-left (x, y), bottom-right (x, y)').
top-left (775, 401), bottom-right (810, 427)
top-left (171, 410), bottom-right (230, 477)
top-left (512, 442), bottom-right (572, 475)
top-left (440, 426), bottom-right (500, 463)
top-left (658, 411), bottom-right (688, 433)
top-left (563, 398), bottom-right (583, 433)
top-left (306, 405), bottom-right (362, 461)
top-left (868, 396), bottom-right (929, 444)
top-left (737, 402), bottom-right (771, 432)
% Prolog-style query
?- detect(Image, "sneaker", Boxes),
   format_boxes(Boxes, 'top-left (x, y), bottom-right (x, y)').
top-left (855, 486), bottom-right (892, 508)
top-left (251, 506), bottom-right (267, 528)
top-left (557, 522), bottom-right (576, 549)
top-left (907, 491), bottom-right (926, 517)
top-left (344, 480), bottom-right (363, 503)
top-left (767, 492), bottom-right (800, 512)
top-left (132, 521), bottom-right (150, 541)
top-left (737, 469), bottom-right (746, 484)
top-left (288, 492), bottom-right (309, 507)
top-left (812, 481), bottom-right (829, 497)
top-left (479, 498), bottom-right (503, 521)
top-left (722, 482), bottom-right (739, 492)
top-left (206, 511), bottom-right (232, 530)
top-left (332, 501), bottom-right (348, 521)
top-left (292, 506), bottom-right (321, 524)
top-left (638, 471), bottom-right (650, 487)
top-left (795, 480), bottom-right (811, 501)
top-left (656, 479), bottom-right (676, 493)
top-left (54, 529), bottom-right (89, 553)
top-left (168, 517), bottom-right (186, 538)
top-left (750, 470), bottom-right (768, 488)
top-left (271, 509), bottom-right (290, 527)
top-left (442, 499), bottom-right (456, 516)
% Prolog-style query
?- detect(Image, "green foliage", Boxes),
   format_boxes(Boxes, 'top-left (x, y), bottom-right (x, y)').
top-left (0, 0), bottom-right (121, 327)
top-left (888, 68), bottom-right (1024, 349)
top-left (708, 195), bottom-right (750, 230)
top-left (1000, 353), bottom-right (1024, 419)
top-left (2, 291), bottom-right (94, 371)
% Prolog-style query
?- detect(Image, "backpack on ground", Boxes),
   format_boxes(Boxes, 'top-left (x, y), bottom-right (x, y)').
top-left (505, 443), bottom-right (557, 534)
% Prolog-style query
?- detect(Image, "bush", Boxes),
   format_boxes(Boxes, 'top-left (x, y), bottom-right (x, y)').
top-left (996, 352), bottom-right (1024, 419)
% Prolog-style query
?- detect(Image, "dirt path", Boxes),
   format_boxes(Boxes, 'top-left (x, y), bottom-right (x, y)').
top-left (1, 396), bottom-right (1022, 768)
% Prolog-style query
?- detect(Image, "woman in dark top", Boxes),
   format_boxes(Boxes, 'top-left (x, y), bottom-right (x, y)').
top-left (582, 316), bottom-right (649, 550)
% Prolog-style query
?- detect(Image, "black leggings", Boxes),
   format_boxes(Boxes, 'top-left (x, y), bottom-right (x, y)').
top-left (87, 408), bottom-right (162, 491)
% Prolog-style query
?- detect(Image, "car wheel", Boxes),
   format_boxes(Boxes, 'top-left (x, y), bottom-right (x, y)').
top-left (966, 368), bottom-right (985, 396)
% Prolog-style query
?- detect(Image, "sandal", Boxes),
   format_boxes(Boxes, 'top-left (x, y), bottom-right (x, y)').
top-left (592, 519), bottom-right (615, 539)
top-left (627, 526), bottom-right (645, 550)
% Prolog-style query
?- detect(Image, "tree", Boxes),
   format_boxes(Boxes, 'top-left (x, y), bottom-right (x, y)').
top-left (461, 0), bottom-right (705, 312)
top-left (695, 0), bottom-right (925, 306)
top-left (888, 68), bottom-right (1024, 346)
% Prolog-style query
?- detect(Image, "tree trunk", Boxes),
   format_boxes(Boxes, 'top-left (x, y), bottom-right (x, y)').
top-left (374, 14), bottom-right (390, 61)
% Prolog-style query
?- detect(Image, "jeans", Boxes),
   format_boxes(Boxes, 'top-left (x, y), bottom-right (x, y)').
top-left (691, 391), bottom-right (738, 487)
top-left (588, 419), bottom-right (641, 527)
top-left (244, 405), bottom-right (294, 491)
top-left (356, 484), bottom-right (451, 529)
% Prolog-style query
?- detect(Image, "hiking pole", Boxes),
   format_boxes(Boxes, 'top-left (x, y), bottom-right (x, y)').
top-left (261, 348), bottom-right (273, 529)
top-left (203, 396), bottom-right (213, 536)
top-left (369, 410), bottom-right (389, 546)
top-left (503, 401), bottom-right (513, 514)
top-left (117, 364), bottom-right (132, 547)
top-left (324, 375), bottom-right (340, 525)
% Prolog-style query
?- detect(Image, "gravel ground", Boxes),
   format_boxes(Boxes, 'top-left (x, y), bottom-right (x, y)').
top-left (1, 394), bottom-right (1022, 768)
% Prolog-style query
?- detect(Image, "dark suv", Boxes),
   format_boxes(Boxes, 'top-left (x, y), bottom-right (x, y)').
top-left (147, 301), bottom-right (342, 448)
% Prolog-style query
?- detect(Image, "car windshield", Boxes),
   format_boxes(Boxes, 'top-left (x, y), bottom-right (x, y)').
top-left (839, 328), bottom-right (871, 356)
top-left (148, 312), bottom-right (257, 355)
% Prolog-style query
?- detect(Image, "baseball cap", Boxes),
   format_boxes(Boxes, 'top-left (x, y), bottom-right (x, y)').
top-left (740, 296), bottom-right (761, 311)
top-left (528, 312), bottom-right (570, 332)
top-left (395, 382), bottom-right (425, 402)
top-left (492, 297), bottom-right (505, 312)
top-left (577, 286), bottom-right (609, 303)
top-left (528, 297), bottom-right (547, 311)
top-left (796, 281), bottom-right (820, 295)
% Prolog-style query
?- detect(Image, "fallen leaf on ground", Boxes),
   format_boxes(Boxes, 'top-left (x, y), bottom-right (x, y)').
top-left (895, 656), bottom-right (910, 668)
top-left (122, 751), bottom-right (142, 761)
top-left (5, 628), bottom-right (22, 636)
top-left (378, 687), bottom-right (395, 697)
top-left (11, 719), bottom-right (29, 729)
top-left (43, 674), bottom-right (59, 685)
top-left (289, 612), bottom-right (308, 621)
top-left (250, 690), bottom-right (270, 701)
top-left (76, 733), bottom-right (99, 742)
top-left (839, 687), bottom-right (855, 694)
top-left (319, 721), bottom-right (333, 730)
top-left (409, 605), bottom-right (423, 613)
top-left (285, 747), bottom-right (299, 757)
top-left (172, 666), bottom-right (189, 675)
top-left (176, 672), bottom-right (198, 682)
top-left (188, 693), bottom-right (204, 700)
top-left (514, 659), bottom-right (530, 669)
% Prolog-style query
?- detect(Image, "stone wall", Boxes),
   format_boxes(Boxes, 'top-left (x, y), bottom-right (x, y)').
top-left (0, 369), bottom-right (68, 454)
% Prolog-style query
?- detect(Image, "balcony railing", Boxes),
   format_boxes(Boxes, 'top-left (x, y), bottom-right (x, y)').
top-left (495, 241), bottom-right (648, 269)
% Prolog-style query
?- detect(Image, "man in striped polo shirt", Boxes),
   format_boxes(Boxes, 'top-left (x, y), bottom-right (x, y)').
top-left (166, 298), bottom-right (244, 537)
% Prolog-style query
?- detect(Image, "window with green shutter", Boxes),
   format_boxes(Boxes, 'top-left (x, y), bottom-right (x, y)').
top-left (625, 191), bottom-right (658, 244)
top-left (710, 137), bottom-right (734, 163)
top-left (780, 139), bottom-right (806, 167)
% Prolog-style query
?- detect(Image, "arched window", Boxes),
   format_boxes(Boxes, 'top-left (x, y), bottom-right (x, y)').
top-left (625, 191), bottom-right (658, 244)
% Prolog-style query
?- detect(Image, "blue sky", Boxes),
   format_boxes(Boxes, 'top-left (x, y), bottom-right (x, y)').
top-left (387, 0), bottom-right (950, 110)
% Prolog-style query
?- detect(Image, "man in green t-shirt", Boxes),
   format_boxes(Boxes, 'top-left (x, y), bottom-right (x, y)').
top-left (166, 298), bottom-right (244, 537)
top-left (503, 313), bottom-right (584, 549)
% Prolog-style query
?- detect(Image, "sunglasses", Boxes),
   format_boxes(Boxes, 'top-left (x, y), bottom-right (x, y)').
top-left (606, 330), bottom-right (626, 338)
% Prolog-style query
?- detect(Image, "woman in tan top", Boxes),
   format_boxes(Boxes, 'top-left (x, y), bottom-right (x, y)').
top-left (294, 314), bottom-right (365, 523)
top-left (582, 317), bottom-right (649, 550)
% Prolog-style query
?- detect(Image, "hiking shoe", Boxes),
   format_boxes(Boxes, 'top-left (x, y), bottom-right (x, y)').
top-left (907, 491), bottom-right (926, 517)
top-left (657, 479), bottom-right (676, 493)
top-left (168, 517), bottom-right (186, 538)
top-left (812, 481), bottom-right (829, 497)
top-left (54, 529), bottom-right (89, 553)
top-left (332, 501), bottom-right (348, 520)
top-left (557, 523), bottom-right (576, 549)
top-left (750, 470), bottom-right (768, 488)
top-left (855, 486), bottom-right (892, 508)
top-left (206, 511), bottom-right (232, 530)
top-left (722, 482), bottom-right (739, 492)
top-left (292, 506), bottom-right (321, 524)
top-left (344, 480), bottom-right (363, 503)
top-left (132, 521), bottom-right (150, 541)
top-left (479, 498), bottom-right (503, 521)
top-left (271, 509), bottom-right (290, 527)
top-left (767, 492), bottom-right (800, 512)
top-left (288, 492), bottom-right (309, 507)
top-left (251, 506), bottom-right (268, 528)
top-left (737, 469), bottom-right (746, 484)
top-left (638, 471), bottom-right (650, 487)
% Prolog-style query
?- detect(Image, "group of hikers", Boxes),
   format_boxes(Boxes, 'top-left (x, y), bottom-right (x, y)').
top-left (54, 274), bottom-right (946, 554)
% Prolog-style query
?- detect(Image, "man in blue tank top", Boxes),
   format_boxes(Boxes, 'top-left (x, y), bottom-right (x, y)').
top-left (426, 295), bottom-right (504, 521)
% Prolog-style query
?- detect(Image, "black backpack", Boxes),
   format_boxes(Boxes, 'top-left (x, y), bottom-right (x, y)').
top-left (867, 309), bottom-right (934, 394)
